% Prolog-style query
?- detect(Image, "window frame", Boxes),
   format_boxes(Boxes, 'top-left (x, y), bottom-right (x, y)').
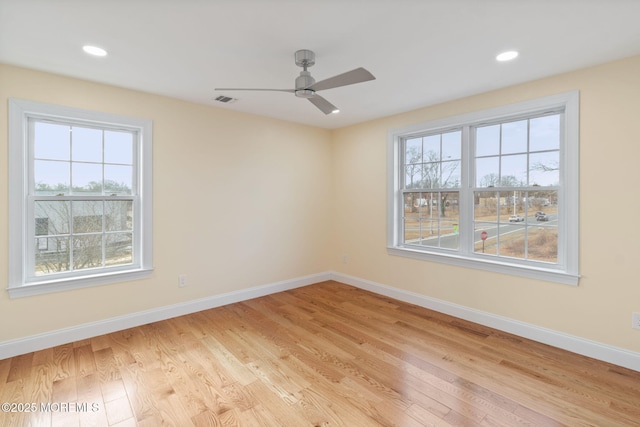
top-left (8, 98), bottom-right (153, 297)
top-left (387, 92), bottom-right (579, 285)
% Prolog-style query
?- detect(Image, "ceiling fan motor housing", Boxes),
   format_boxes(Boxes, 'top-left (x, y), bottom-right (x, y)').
top-left (295, 71), bottom-right (316, 97)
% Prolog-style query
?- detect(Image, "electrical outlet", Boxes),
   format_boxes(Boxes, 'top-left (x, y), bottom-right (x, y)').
top-left (178, 274), bottom-right (188, 288)
top-left (633, 312), bottom-right (640, 330)
top-left (342, 254), bottom-right (348, 264)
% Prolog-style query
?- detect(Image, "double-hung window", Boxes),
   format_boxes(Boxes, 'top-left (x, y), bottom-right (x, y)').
top-left (8, 99), bottom-right (153, 297)
top-left (387, 92), bottom-right (579, 285)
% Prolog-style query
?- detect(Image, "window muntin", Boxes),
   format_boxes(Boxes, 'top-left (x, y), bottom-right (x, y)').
top-left (9, 99), bottom-right (153, 297)
top-left (402, 130), bottom-right (462, 251)
top-left (388, 92), bottom-right (579, 285)
top-left (471, 113), bottom-right (561, 264)
top-left (29, 119), bottom-right (137, 279)
top-left (403, 191), bottom-right (460, 250)
top-left (404, 130), bottom-right (461, 189)
top-left (473, 189), bottom-right (558, 262)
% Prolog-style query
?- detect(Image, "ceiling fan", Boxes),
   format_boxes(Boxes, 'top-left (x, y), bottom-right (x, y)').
top-left (215, 50), bottom-right (375, 114)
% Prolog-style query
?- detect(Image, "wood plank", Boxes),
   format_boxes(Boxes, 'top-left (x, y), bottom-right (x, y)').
top-left (6, 352), bottom-right (34, 383)
top-left (104, 395), bottom-right (134, 426)
top-left (51, 343), bottom-right (76, 381)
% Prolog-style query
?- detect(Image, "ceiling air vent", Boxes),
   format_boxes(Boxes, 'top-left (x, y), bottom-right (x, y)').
top-left (214, 95), bottom-right (238, 104)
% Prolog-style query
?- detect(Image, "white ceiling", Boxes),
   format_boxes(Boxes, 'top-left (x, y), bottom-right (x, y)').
top-left (2, 0), bottom-right (640, 129)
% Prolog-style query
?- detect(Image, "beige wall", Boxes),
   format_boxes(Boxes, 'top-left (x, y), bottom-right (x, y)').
top-left (331, 55), bottom-right (640, 353)
top-left (0, 64), bottom-right (333, 342)
top-left (2, 55), bottom-right (640, 355)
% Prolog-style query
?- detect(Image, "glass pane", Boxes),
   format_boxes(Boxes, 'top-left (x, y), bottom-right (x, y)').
top-left (105, 130), bottom-right (133, 164)
top-left (473, 191), bottom-right (504, 255)
top-left (72, 201), bottom-right (103, 233)
top-left (441, 160), bottom-right (460, 188)
top-left (405, 138), bottom-right (422, 164)
top-left (420, 219), bottom-right (438, 245)
top-left (476, 124), bottom-right (500, 157)
top-left (35, 236), bottom-right (70, 275)
top-left (405, 164), bottom-right (423, 189)
top-left (499, 224), bottom-right (526, 259)
top-left (529, 151), bottom-right (559, 186)
top-left (474, 191), bottom-right (499, 222)
top-left (34, 122), bottom-right (70, 160)
top-left (439, 191), bottom-right (459, 250)
top-left (403, 192), bottom-right (423, 243)
top-left (501, 190), bottom-right (526, 222)
top-left (530, 114), bottom-right (560, 152)
top-left (105, 201), bottom-right (133, 231)
top-left (476, 157), bottom-right (499, 187)
top-left (422, 162), bottom-right (439, 188)
top-left (422, 134), bottom-right (440, 161)
top-left (104, 165), bottom-right (133, 195)
top-left (72, 162), bottom-right (103, 194)
top-left (474, 222), bottom-right (496, 255)
top-left (528, 190), bottom-right (558, 220)
top-left (501, 154), bottom-right (527, 186)
top-left (34, 160), bottom-right (70, 194)
top-left (442, 130), bottom-right (461, 160)
top-left (73, 235), bottom-right (104, 270)
top-left (528, 227), bottom-right (558, 263)
top-left (501, 120), bottom-right (528, 154)
top-left (106, 233), bottom-right (133, 266)
top-left (35, 200), bottom-right (70, 234)
top-left (72, 126), bottom-right (102, 162)
top-left (35, 218), bottom-right (49, 236)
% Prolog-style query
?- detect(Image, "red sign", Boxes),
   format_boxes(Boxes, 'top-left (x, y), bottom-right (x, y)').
top-left (480, 231), bottom-right (488, 241)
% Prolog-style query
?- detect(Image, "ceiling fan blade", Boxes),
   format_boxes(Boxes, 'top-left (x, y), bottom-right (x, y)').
top-left (214, 88), bottom-right (295, 93)
top-left (308, 95), bottom-right (339, 115)
top-left (309, 67), bottom-right (375, 92)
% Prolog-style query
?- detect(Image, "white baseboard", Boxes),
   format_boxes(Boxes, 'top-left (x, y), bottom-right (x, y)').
top-left (0, 272), bottom-right (331, 360)
top-left (2, 270), bottom-right (639, 372)
top-left (331, 272), bottom-right (640, 372)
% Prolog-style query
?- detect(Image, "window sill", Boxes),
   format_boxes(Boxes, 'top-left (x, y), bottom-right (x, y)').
top-left (387, 246), bottom-right (579, 286)
top-left (7, 268), bottom-right (154, 298)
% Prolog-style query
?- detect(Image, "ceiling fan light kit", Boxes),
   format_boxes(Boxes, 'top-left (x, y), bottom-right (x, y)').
top-left (215, 49), bottom-right (375, 114)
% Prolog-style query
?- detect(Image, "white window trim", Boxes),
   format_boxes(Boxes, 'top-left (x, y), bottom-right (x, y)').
top-left (8, 98), bottom-right (154, 297)
top-left (387, 91), bottom-right (579, 285)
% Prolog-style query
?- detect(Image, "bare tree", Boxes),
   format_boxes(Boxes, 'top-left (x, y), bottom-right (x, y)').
top-left (531, 161), bottom-right (559, 173)
top-left (404, 145), bottom-right (423, 189)
top-left (420, 151), bottom-right (459, 217)
top-left (34, 197), bottom-right (132, 275)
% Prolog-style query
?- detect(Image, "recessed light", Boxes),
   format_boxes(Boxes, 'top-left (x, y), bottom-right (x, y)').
top-left (82, 45), bottom-right (108, 57)
top-left (496, 50), bottom-right (518, 62)
top-left (331, 109), bottom-right (340, 114)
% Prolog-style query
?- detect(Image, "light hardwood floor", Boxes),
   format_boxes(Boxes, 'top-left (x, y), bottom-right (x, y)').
top-left (1, 281), bottom-right (639, 426)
